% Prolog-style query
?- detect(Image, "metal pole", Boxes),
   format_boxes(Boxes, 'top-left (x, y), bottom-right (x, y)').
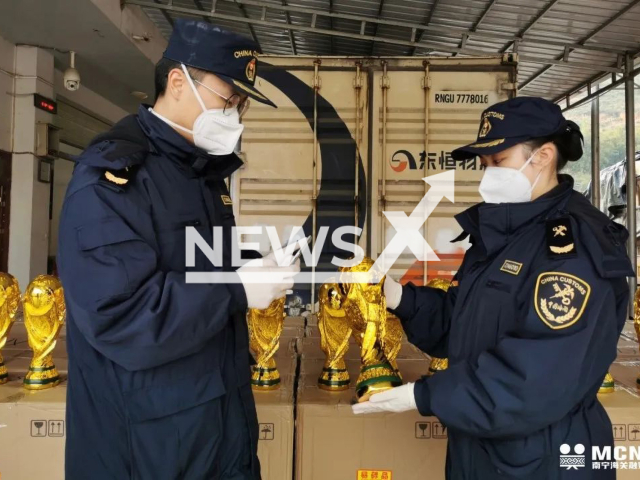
top-left (354, 62), bottom-right (362, 234)
top-left (380, 61), bottom-right (389, 258)
top-left (625, 54), bottom-right (637, 313)
top-left (422, 61), bottom-right (431, 286)
top-left (590, 95), bottom-right (600, 210)
top-left (311, 59), bottom-right (320, 313)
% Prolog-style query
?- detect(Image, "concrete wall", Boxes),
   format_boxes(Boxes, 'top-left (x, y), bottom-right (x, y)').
top-left (3, 38), bottom-right (128, 286)
top-left (91, 0), bottom-right (166, 63)
top-left (8, 45), bottom-right (56, 288)
top-left (54, 69), bottom-right (128, 125)
top-left (0, 35), bottom-right (15, 153)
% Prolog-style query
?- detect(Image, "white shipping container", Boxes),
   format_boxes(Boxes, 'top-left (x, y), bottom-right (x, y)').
top-left (233, 55), bottom-right (518, 309)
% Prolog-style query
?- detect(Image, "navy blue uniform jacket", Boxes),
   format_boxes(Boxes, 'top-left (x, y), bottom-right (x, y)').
top-left (58, 106), bottom-right (262, 479)
top-left (392, 176), bottom-right (633, 479)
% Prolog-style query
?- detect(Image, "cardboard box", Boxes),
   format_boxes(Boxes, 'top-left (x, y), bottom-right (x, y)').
top-left (295, 354), bottom-right (640, 480)
top-left (0, 343), bottom-right (293, 480)
top-left (254, 349), bottom-right (298, 480)
top-left (295, 354), bottom-right (448, 480)
top-left (617, 337), bottom-right (640, 361)
top-left (620, 320), bottom-right (639, 345)
top-left (0, 356), bottom-right (68, 479)
top-left (598, 369), bottom-right (640, 480)
top-left (610, 361), bottom-right (640, 392)
top-left (282, 315), bottom-right (306, 341)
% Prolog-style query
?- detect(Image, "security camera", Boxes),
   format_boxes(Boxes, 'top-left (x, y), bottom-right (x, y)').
top-left (64, 51), bottom-right (80, 91)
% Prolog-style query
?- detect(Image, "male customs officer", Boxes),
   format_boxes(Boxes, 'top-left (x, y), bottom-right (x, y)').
top-left (58, 20), bottom-right (297, 479)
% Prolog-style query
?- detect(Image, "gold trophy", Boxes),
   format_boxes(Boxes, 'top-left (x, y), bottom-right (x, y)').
top-left (247, 297), bottom-right (286, 390)
top-left (317, 282), bottom-right (352, 391)
top-left (0, 273), bottom-right (20, 384)
top-left (425, 278), bottom-right (450, 376)
top-left (339, 257), bottom-right (403, 402)
top-left (23, 275), bottom-right (66, 390)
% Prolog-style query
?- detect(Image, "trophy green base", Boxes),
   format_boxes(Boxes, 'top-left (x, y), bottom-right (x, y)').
top-left (318, 366), bottom-right (350, 392)
top-left (251, 366), bottom-right (281, 391)
top-left (355, 363), bottom-right (403, 403)
top-left (598, 372), bottom-right (615, 394)
top-left (23, 364), bottom-right (61, 391)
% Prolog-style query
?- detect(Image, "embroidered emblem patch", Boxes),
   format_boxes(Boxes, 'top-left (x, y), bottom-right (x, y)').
top-left (534, 272), bottom-right (590, 330)
top-left (479, 117), bottom-right (492, 138)
top-left (500, 260), bottom-right (523, 276)
top-left (546, 217), bottom-right (575, 256)
top-left (245, 58), bottom-right (256, 82)
top-left (221, 195), bottom-right (233, 205)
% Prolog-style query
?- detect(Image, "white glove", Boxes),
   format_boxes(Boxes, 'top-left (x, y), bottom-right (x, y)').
top-left (352, 383), bottom-right (417, 415)
top-left (237, 257), bottom-right (300, 309)
top-left (384, 275), bottom-right (403, 310)
top-left (264, 248), bottom-right (295, 267)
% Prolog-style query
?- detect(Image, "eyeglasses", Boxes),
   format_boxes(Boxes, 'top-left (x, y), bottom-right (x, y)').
top-left (194, 80), bottom-right (250, 117)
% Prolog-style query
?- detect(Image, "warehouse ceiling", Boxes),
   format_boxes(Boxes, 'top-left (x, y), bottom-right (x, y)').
top-left (125, 0), bottom-right (640, 107)
top-left (0, 0), bottom-right (160, 113)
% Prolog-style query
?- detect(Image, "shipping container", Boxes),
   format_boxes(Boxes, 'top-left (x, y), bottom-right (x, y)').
top-left (232, 55), bottom-right (518, 310)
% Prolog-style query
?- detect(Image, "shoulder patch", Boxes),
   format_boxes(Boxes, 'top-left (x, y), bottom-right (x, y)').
top-left (534, 272), bottom-right (591, 329)
top-left (546, 217), bottom-right (576, 257)
top-left (102, 166), bottom-right (137, 186)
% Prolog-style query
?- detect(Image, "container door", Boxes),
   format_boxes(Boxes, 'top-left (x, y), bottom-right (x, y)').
top-left (236, 59), bottom-right (369, 308)
top-left (370, 61), bottom-right (514, 285)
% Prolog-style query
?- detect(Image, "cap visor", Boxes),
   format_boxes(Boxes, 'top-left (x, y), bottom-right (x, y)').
top-left (216, 73), bottom-right (277, 108)
top-left (451, 135), bottom-right (531, 160)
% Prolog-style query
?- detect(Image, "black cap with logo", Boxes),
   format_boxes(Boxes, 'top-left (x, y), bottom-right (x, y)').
top-left (163, 19), bottom-right (276, 108)
top-left (451, 97), bottom-right (579, 160)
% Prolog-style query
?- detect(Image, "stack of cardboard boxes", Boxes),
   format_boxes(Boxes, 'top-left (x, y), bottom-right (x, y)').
top-left (295, 314), bottom-right (448, 480)
top-left (1, 315), bottom-right (640, 479)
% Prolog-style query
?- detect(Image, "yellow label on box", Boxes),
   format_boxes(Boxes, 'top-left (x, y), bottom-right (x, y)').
top-left (357, 470), bottom-right (392, 480)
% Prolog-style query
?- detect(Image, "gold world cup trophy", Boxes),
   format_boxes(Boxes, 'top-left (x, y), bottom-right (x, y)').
top-left (247, 297), bottom-right (286, 390)
top-left (425, 278), bottom-right (450, 376)
top-left (338, 257), bottom-right (403, 402)
top-left (0, 273), bottom-right (20, 384)
top-left (317, 282), bottom-right (352, 391)
top-left (23, 275), bottom-right (66, 390)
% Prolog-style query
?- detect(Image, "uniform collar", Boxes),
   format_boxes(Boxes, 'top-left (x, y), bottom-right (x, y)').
top-left (455, 175), bottom-right (575, 256)
top-left (137, 104), bottom-right (243, 179)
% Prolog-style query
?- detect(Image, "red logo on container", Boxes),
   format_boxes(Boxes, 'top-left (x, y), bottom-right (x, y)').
top-left (390, 150), bottom-right (416, 172)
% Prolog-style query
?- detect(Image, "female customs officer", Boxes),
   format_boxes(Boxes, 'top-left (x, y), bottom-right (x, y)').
top-left (353, 97), bottom-right (634, 480)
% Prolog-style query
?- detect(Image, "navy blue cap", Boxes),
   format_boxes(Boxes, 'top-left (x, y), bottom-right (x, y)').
top-left (163, 19), bottom-right (275, 108)
top-left (451, 97), bottom-right (569, 160)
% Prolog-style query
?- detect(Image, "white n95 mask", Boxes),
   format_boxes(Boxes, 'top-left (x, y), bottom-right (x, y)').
top-left (478, 150), bottom-right (542, 204)
top-left (150, 64), bottom-right (244, 156)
